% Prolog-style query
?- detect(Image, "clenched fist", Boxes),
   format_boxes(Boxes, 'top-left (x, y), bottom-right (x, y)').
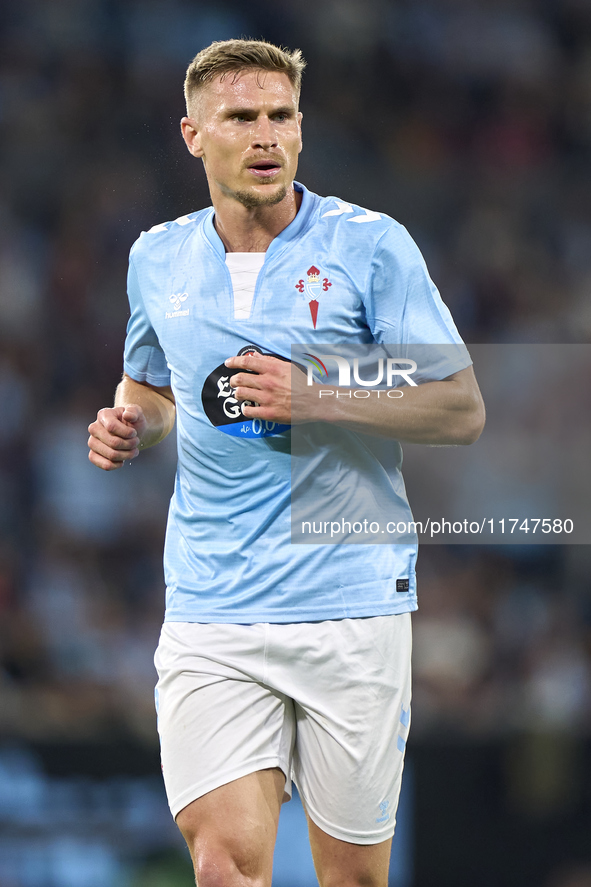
top-left (87, 404), bottom-right (147, 471)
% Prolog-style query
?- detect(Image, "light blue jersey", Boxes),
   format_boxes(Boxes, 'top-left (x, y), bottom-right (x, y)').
top-left (123, 183), bottom-right (470, 623)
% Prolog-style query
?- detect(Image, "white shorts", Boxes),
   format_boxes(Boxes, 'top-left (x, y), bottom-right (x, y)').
top-left (154, 614), bottom-right (412, 844)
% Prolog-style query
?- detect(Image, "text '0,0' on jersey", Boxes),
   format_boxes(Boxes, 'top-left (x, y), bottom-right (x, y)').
top-left (123, 183), bottom-right (471, 623)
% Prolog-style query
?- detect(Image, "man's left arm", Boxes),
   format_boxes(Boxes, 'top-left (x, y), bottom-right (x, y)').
top-left (228, 222), bottom-right (487, 445)
top-left (225, 355), bottom-right (485, 445)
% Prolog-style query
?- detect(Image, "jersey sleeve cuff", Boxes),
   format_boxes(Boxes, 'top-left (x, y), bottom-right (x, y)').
top-left (123, 359), bottom-right (171, 388)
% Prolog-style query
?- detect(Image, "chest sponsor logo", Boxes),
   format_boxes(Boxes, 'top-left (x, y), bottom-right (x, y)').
top-left (166, 292), bottom-right (189, 318)
top-left (201, 345), bottom-right (291, 439)
top-left (295, 265), bottom-right (332, 329)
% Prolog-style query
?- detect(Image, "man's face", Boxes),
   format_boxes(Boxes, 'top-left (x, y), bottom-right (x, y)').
top-left (182, 69), bottom-right (303, 210)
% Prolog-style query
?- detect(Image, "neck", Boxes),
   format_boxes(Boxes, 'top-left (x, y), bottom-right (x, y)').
top-left (212, 184), bottom-right (301, 252)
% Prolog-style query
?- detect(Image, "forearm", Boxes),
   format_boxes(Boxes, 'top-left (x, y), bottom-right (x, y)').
top-left (114, 374), bottom-right (176, 448)
top-left (314, 383), bottom-right (483, 445)
top-left (305, 369), bottom-right (485, 445)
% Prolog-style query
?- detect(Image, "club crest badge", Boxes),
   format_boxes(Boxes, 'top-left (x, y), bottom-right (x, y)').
top-left (295, 265), bottom-right (332, 329)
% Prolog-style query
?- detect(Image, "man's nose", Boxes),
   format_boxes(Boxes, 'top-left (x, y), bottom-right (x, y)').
top-left (251, 116), bottom-right (278, 149)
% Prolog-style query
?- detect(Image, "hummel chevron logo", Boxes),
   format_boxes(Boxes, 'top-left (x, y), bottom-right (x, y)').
top-left (148, 215), bottom-right (197, 234)
top-left (322, 201), bottom-right (353, 217)
top-left (348, 209), bottom-right (381, 223)
top-left (169, 293), bottom-right (188, 311)
top-left (322, 202), bottom-right (381, 223)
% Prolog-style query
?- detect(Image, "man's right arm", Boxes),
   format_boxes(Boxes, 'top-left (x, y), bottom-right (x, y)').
top-left (88, 373), bottom-right (176, 471)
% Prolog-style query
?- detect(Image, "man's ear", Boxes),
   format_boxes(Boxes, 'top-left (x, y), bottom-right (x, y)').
top-left (297, 110), bottom-right (303, 154)
top-left (180, 117), bottom-right (203, 158)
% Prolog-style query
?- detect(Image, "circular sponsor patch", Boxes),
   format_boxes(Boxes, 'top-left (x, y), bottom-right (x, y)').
top-left (201, 345), bottom-right (291, 438)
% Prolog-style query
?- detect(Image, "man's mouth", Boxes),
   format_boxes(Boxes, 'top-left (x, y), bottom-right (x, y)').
top-left (247, 160), bottom-right (283, 178)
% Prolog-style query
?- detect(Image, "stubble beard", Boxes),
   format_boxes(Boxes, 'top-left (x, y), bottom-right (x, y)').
top-left (233, 183), bottom-right (288, 210)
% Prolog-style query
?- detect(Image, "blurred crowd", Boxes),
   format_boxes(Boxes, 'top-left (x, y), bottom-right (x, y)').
top-left (0, 745), bottom-right (184, 887)
top-left (1, 0), bottom-right (591, 783)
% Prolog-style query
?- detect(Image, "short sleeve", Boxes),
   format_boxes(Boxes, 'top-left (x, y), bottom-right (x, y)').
top-left (123, 256), bottom-right (171, 387)
top-left (366, 224), bottom-right (472, 382)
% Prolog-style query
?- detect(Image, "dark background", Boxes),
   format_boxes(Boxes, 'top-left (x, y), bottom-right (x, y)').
top-left (1, 1), bottom-right (591, 885)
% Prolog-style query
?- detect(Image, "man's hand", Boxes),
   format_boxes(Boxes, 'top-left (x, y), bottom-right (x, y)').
top-left (225, 353), bottom-right (311, 426)
top-left (88, 404), bottom-right (147, 471)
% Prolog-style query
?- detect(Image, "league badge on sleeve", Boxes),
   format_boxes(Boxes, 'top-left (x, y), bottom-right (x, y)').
top-left (201, 345), bottom-right (291, 439)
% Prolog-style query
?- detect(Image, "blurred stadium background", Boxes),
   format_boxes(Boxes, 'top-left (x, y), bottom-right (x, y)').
top-left (1, 1), bottom-right (591, 885)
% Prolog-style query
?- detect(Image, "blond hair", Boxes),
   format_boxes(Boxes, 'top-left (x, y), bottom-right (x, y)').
top-left (184, 38), bottom-right (306, 110)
